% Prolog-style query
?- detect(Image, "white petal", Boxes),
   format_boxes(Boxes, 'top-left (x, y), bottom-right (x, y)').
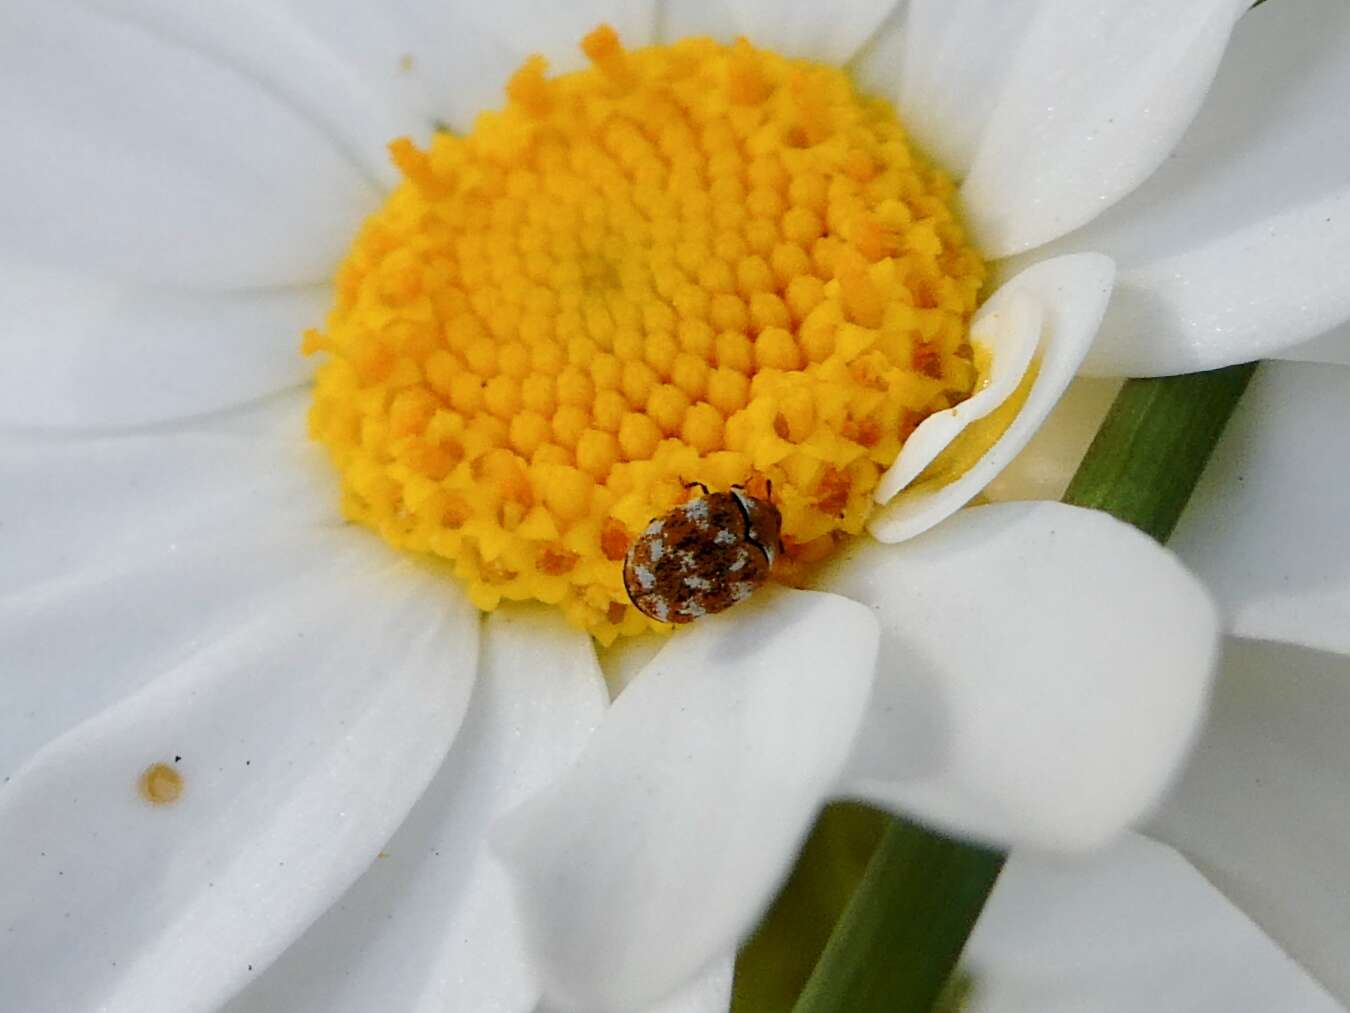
top-left (1279, 318), bottom-right (1350, 368)
top-left (458, 0), bottom-right (658, 76)
top-left (83, 0), bottom-right (636, 167)
top-left (1150, 637), bottom-right (1350, 1006)
top-left (1, 260), bottom-right (324, 428)
top-left (225, 605), bottom-right (608, 1013)
top-left (966, 833), bottom-right (1341, 1013)
top-left (867, 254), bottom-right (1114, 544)
top-left (665, 0), bottom-right (896, 67)
top-left (722, 0), bottom-right (899, 64)
top-left (379, 1), bottom-right (519, 135)
top-left (0, 531), bottom-right (479, 1013)
top-left (1038, 0), bottom-right (1350, 375)
top-left (1085, 190), bottom-right (1350, 376)
top-left (0, 390), bottom-right (330, 599)
top-left (0, 399), bottom-right (337, 769)
top-left (855, 0), bottom-right (1037, 178)
top-left (394, 0), bottom-right (658, 133)
top-left (264, 0), bottom-right (465, 149)
top-left (539, 958), bottom-right (735, 1013)
top-left (76, 0), bottom-right (420, 185)
top-left (961, 0), bottom-right (1246, 257)
top-left (493, 588), bottom-right (880, 1012)
top-left (1170, 362), bottom-right (1350, 657)
top-left (982, 376), bottom-right (1122, 504)
top-left (638, 958), bottom-right (734, 1013)
top-left (270, 0), bottom-right (516, 140)
top-left (824, 502), bottom-right (1219, 851)
top-left (1, 530), bottom-right (333, 783)
top-left (0, 0), bottom-right (379, 289)
top-left (666, 0), bottom-right (897, 62)
top-left (597, 630), bottom-right (666, 699)
top-left (874, 291), bottom-right (1041, 504)
top-left (661, 0), bottom-right (741, 44)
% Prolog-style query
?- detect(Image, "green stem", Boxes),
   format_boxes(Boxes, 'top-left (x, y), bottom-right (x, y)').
top-left (1063, 365), bottom-right (1258, 540)
top-left (789, 362), bottom-right (1258, 1013)
top-left (791, 822), bottom-right (1003, 1013)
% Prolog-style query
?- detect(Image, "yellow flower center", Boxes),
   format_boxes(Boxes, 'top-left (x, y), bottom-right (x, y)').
top-left (306, 26), bottom-right (986, 643)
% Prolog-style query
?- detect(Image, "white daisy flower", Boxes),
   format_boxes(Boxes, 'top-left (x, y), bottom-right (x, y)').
top-left (1, 1), bottom-right (1347, 1012)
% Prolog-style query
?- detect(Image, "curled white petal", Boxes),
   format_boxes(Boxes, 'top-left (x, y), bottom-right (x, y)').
top-left (867, 253), bottom-right (1114, 544)
top-left (874, 291), bottom-right (1041, 505)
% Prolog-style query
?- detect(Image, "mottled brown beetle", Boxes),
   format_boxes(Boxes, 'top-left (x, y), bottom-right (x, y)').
top-left (623, 482), bottom-right (783, 623)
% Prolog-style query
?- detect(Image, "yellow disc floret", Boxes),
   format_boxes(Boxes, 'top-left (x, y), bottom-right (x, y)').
top-left (307, 26), bottom-right (986, 643)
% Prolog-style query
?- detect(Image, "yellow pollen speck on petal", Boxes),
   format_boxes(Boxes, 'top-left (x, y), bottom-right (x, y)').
top-left (138, 762), bottom-right (183, 806)
top-left (308, 26), bottom-right (986, 643)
